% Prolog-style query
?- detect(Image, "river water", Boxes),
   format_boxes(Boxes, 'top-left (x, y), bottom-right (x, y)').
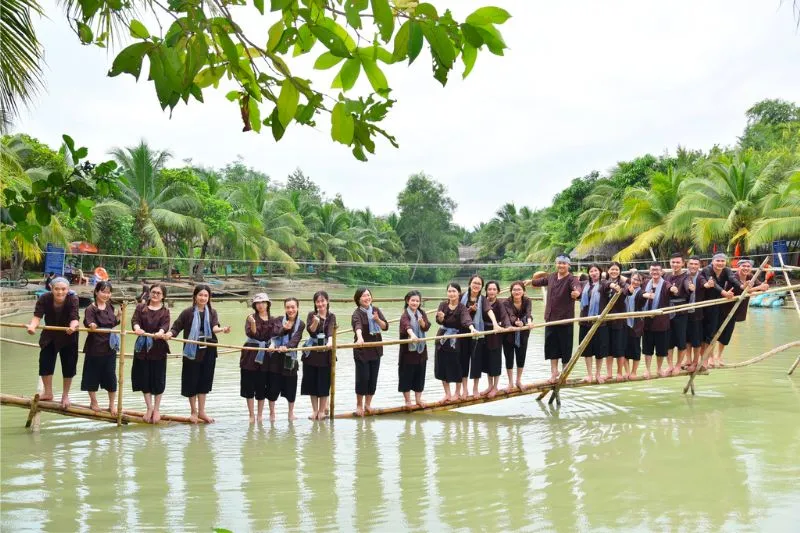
top-left (1, 284), bottom-right (799, 532)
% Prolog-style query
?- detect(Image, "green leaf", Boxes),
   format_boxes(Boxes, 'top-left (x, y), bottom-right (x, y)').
top-left (277, 79), bottom-right (299, 127)
top-left (331, 102), bottom-right (354, 144)
top-left (31, 180), bottom-right (47, 194)
top-left (361, 58), bottom-right (389, 97)
top-left (475, 25), bottom-right (506, 55)
top-left (248, 97), bottom-right (262, 132)
top-left (344, 0), bottom-right (368, 30)
top-left (415, 3), bottom-right (438, 20)
top-left (460, 23), bottom-right (483, 48)
top-left (370, 0), bottom-right (394, 43)
top-left (332, 58), bottom-right (360, 91)
top-left (194, 66), bottom-right (225, 88)
top-left (270, 0), bottom-right (293, 11)
top-left (76, 199), bottom-right (94, 219)
top-left (74, 147), bottom-right (88, 160)
top-left (293, 24), bottom-right (316, 56)
top-left (62, 135), bottom-right (76, 153)
top-left (77, 21), bottom-right (93, 44)
top-left (267, 21), bottom-right (284, 53)
top-left (213, 25), bottom-right (240, 66)
top-left (34, 202), bottom-right (52, 226)
top-left (462, 43), bottom-right (477, 78)
top-left (129, 19), bottom-right (150, 39)
top-left (314, 52), bottom-right (344, 70)
top-left (108, 42), bottom-right (153, 79)
top-left (392, 20), bottom-right (410, 61)
top-left (408, 21), bottom-right (423, 64)
top-left (254, 0), bottom-right (264, 15)
top-left (310, 25), bottom-right (351, 58)
top-left (8, 205), bottom-right (27, 223)
top-left (421, 23), bottom-right (455, 67)
top-left (270, 107), bottom-right (286, 141)
top-left (225, 90), bottom-right (240, 102)
top-left (466, 6), bottom-right (511, 26)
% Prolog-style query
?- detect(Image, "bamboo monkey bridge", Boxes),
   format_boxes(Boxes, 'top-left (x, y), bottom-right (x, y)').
top-left (1, 278), bottom-right (799, 428)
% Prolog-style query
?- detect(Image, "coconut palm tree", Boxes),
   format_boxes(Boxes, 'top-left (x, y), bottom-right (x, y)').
top-left (668, 154), bottom-right (779, 253)
top-left (93, 141), bottom-right (205, 267)
top-left (0, 0), bottom-right (43, 131)
top-left (574, 183), bottom-right (623, 255)
top-left (748, 168), bottom-right (800, 247)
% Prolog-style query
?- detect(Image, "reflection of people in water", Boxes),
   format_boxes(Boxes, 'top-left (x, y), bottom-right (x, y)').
top-left (399, 419), bottom-right (429, 530)
top-left (85, 435), bottom-right (126, 530)
top-left (134, 430), bottom-right (170, 531)
top-left (183, 430), bottom-right (219, 530)
top-left (301, 423), bottom-right (339, 529)
top-left (354, 421), bottom-right (386, 530)
top-left (263, 425), bottom-right (302, 530)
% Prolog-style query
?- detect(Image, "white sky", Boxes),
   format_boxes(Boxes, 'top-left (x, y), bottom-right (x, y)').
top-left (12, 1), bottom-right (800, 228)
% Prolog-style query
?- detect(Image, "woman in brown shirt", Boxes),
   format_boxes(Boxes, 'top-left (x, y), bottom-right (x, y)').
top-left (240, 292), bottom-right (278, 424)
top-left (166, 284), bottom-right (231, 424)
top-left (81, 281), bottom-right (120, 415)
top-left (480, 281), bottom-right (509, 398)
top-left (501, 281), bottom-right (532, 391)
top-left (26, 276), bottom-right (80, 408)
top-left (265, 297), bottom-right (305, 421)
top-left (301, 290), bottom-right (337, 421)
top-left (434, 282), bottom-right (477, 403)
top-left (398, 290), bottom-right (431, 408)
top-left (131, 282), bottom-right (171, 423)
top-left (578, 264), bottom-right (612, 383)
top-left (352, 287), bottom-right (389, 416)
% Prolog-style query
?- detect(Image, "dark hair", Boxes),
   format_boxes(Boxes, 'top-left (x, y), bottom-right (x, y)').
top-left (467, 274), bottom-right (484, 296)
top-left (578, 273), bottom-right (588, 282)
top-left (485, 280), bottom-right (501, 294)
top-left (739, 256), bottom-right (753, 263)
top-left (688, 255), bottom-right (701, 262)
top-left (283, 297), bottom-right (299, 319)
top-left (509, 281), bottom-right (526, 301)
top-left (353, 287), bottom-right (371, 306)
top-left (587, 263), bottom-right (603, 276)
top-left (446, 282), bottom-right (462, 295)
top-left (670, 252), bottom-right (684, 260)
top-left (192, 284), bottom-right (212, 307)
top-left (650, 262), bottom-right (662, 269)
top-left (404, 290), bottom-right (422, 309)
top-left (93, 281), bottom-right (113, 303)
top-left (630, 272), bottom-right (643, 282)
top-left (608, 261), bottom-right (622, 271)
top-left (147, 283), bottom-right (167, 302)
top-left (251, 300), bottom-right (272, 316)
top-left (312, 290), bottom-right (330, 314)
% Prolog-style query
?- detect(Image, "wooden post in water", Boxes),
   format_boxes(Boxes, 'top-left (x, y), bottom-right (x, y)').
top-left (25, 393), bottom-right (40, 429)
top-left (683, 256), bottom-right (770, 394)
top-left (777, 253), bottom-right (800, 375)
top-left (329, 325), bottom-right (338, 420)
top-left (116, 303), bottom-right (127, 426)
top-left (539, 290), bottom-right (623, 406)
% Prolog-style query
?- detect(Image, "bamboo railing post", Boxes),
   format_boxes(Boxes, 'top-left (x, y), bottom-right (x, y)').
top-left (683, 256), bottom-right (770, 394)
top-left (116, 303), bottom-right (127, 426)
top-left (25, 393), bottom-right (40, 429)
top-left (539, 290), bottom-right (623, 406)
top-left (329, 326), bottom-right (338, 420)
top-left (778, 253), bottom-right (800, 375)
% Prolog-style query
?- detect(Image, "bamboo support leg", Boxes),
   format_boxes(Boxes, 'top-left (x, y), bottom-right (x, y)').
top-left (778, 254), bottom-right (800, 376)
top-left (25, 393), bottom-right (40, 428)
top-left (116, 303), bottom-right (127, 426)
top-left (683, 256), bottom-right (770, 394)
top-left (329, 326), bottom-right (338, 420)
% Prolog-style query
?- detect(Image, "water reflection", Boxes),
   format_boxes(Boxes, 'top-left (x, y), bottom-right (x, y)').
top-left (353, 420), bottom-right (386, 531)
top-left (131, 430), bottom-right (169, 530)
top-left (300, 423), bottom-right (339, 532)
top-left (398, 419), bottom-right (429, 531)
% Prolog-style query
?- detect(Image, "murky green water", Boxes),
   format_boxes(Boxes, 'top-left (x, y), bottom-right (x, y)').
top-left (2, 284), bottom-right (799, 532)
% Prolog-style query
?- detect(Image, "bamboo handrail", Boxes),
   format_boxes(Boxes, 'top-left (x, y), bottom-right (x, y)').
top-left (2, 283), bottom-right (797, 355)
top-left (329, 326), bottom-right (338, 420)
top-left (116, 303), bottom-right (126, 425)
top-left (539, 290), bottom-right (624, 405)
top-left (683, 256), bottom-right (770, 394)
top-left (333, 340), bottom-right (800, 418)
top-left (778, 253), bottom-right (800, 376)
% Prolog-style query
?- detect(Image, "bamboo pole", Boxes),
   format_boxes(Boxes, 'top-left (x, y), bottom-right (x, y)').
top-left (25, 393), bottom-right (40, 428)
top-left (329, 326), bottom-right (338, 420)
top-left (683, 256), bottom-right (770, 394)
top-left (116, 303), bottom-right (126, 426)
top-left (539, 289), bottom-right (624, 406)
top-left (778, 253), bottom-right (800, 376)
top-left (333, 340), bottom-right (800, 418)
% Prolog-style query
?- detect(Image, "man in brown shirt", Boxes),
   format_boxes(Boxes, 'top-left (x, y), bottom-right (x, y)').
top-left (530, 255), bottom-right (582, 383)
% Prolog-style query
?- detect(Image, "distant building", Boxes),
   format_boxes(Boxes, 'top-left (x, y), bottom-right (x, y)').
top-left (458, 245), bottom-right (479, 263)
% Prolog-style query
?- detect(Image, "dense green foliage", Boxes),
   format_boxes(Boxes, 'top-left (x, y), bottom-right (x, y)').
top-left (474, 99), bottom-right (800, 264)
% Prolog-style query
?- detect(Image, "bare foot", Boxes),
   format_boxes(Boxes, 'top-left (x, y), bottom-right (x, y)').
top-left (60, 396), bottom-right (71, 409)
top-left (629, 373), bottom-right (641, 381)
top-left (416, 400), bottom-right (427, 408)
top-left (548, 375), bottom-right (559, 384)
top-left (151, 410), bottom-right (161, 424)
top-left (516, 380), bottom-right (524, 390)
top-left (605, 374), bottom-right (613, 382)
top-left (269, 413), bottom-right (276, 422)
top-left (143, 408), bottom-right (153, 423)
top-left (198, 412), bottom-right (214, 424)
top-left (597, 375), bottom-right (606, 384)
top-left (717, 359), bottom-right (726, 367)
top-left (616, 373), bottom-right (626, 382)
top-left (487, 388), bottom-right (497, 398)
top-left (308, 413), bottom-right (318, 420)
top-left (39, 394), bottom-right (54, 401)
top-left (257, 415), bottom-right (264, 423)
top-left (405, 401), bottom-right (415, 409)
top-left (108, 406), bottom-right (118, 417)
top-left (189, 414), bottom-right (199, 424)
top-left (90, 402), bottom-right (101, 412)
top-left (365, 406), bottom-right (374, 415)
top-left (355, 407), bottom-right (364, 417)
top-left (288, 413), bottom-right (298, 421)
top-left (643, 371), bottom-right (651, 380)
top-left (480, 388), bottom-right (492, 396)
top-left (440, 396), bottom-right (452, 404)
top-left (671, 366), bottom-right (682, 376)
top-left (250, 415), bottom-right (256, 424)
top-left (473, 388), bottom-right (481, 398)
top-left (657, 369), bottom-right (668, 378)
top-left (581, 376), bottom-right (593, 384)
top-left (459, 392), bottom-right (468, 401)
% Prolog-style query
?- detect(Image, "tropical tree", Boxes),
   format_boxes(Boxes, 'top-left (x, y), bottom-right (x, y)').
top-left (0, 0), bottom-right (43, 130)
top-left (748, 168), bottom-right (800, 248)
top-left (93, 142), bottom-right (205, 263)
top-left (668, 154), bottom-right (780, 253)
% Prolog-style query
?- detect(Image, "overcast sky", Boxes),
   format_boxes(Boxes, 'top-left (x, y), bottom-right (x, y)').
top-left (12, 1), bottom-right (800, 228)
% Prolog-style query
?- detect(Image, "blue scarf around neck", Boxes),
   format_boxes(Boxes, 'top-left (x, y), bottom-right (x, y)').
top-left (360, 305), bottom-right (382, 335)
top-left (644, 278), bottom-right (664, 312)
top-left (581, 280), bottom-right (602, 317)
top-left (461, 292), bottom-right (484, 331)
top-left (626, 287), bottom-right (641, 328)
top-left (688, 272), bottom-right (700, 314)
top-left (406, 308), bottom-right (426, 353)
top-left (272, 316), bottom-right (301, 361)
top-left (183, 306), bottom-right (212, 360)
